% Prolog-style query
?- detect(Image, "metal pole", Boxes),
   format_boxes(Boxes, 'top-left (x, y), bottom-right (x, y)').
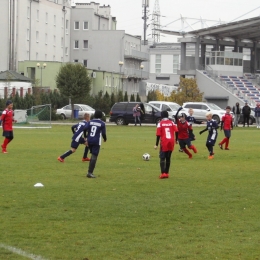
top-left (119, 66), bottom-right (122, 92)
top-left (41, 68), bottom-right (42, 87)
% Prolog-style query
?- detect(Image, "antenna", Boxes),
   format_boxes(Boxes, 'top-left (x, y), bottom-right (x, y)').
top-left (142, 0), bottom-right (149, 45)
top-left (152, 0), bottom-right (160, 43)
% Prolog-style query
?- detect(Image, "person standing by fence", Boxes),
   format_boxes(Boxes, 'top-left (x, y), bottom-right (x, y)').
top-left (254, 103), bottom-right (260, 128)
top-left (133, 104), bottom-right (142, 126)
top-left (232, 102), bottom-right (241, 127)
top-left (242, 103), bottom-right (251, 127)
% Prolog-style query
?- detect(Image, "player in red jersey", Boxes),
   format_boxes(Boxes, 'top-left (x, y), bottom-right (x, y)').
top-left (175, 107), bottom-right (197, 159)
top-left (219, 106), bottom-right (233, 150)
top-left (0, 100), bottom-right (17, 153)
top-left (154, 110), bottom-right (178, 179)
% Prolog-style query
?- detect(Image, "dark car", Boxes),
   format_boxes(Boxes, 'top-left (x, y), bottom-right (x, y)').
top-left (110, 102), bottom-right (162, 125)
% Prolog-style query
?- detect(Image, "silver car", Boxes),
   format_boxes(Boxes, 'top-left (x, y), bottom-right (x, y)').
top-left (56, 104), bottom-right (96, 119)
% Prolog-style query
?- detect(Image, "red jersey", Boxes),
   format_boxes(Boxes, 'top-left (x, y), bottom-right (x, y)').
top-left (1, 109), bottom-right (14, 131)
top-left (176, 119), bottom-right (191, 139)
top-left (156, 119), bottom-right (178, 152)
top-left (222, 113), bottom-right (233, 130)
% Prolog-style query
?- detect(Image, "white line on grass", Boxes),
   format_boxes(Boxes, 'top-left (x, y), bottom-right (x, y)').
top-left (0, 243), bottom-right (48, 260)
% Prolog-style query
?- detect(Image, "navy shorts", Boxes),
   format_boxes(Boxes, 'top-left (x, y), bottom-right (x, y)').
top-left (206, 138), bottom-right (217, 146)
top-left (179, 138), bottom-right (191, 149)
top-left (159, 150), bottom-right (172, 159)
top-left (224, 130), bottom-right (231, 138)
top-left (3, 131), bottom-right (13, 138)
top-left (88, 144), bottom-right (100, 156)
top-left (71, 137), bottom-right (85, 149)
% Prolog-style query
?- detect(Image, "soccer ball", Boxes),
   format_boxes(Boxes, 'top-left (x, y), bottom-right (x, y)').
top-left (142, 153), bottom-right (150, 161)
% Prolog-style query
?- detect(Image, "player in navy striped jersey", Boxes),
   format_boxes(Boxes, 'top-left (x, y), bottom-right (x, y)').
top-left (57, 113), bottom-right (89, 162)
top-left (199, 112), bottom-right (219, 160)
top-left (85, 110), bottom-right (107, 178)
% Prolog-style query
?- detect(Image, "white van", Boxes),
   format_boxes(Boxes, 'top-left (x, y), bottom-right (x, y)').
top-left (148, 101), bottom-right (187, 118)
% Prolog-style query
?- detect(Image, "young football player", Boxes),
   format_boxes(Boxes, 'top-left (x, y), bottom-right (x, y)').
top-left (199, 112), bottom-right (219, 159)
top-left (0, 100), bottom-right (17, 153)
top-left (82, 113), bottom-right (91, 162)
top-left (175, 107), bottom-right (197, 159)
top-left (186, 108), bottom-right (203, 141)
top-left (57, 113), bottom-right (89, 162)
top-left (85, 110), bottom-right (107, 178)
top-left (154, 110), bottom-right (178, 179)
top-left (219, 106), bottom-right (233, 150)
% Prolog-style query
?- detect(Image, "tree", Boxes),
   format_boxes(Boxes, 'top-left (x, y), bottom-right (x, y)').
top-left (168, 77), bottom-right (203, 104)
top-left (56, 63), bottom-right (91, 118)
top-left (123, 91), bottom-right (128, 102)
top-left (117, 90), bottom-right (124, 102)
top-left (147, 90), bottom-right (157, 102)
top-left (136, 93), bottom-right (141, 102)
top-left (130, 94), bottom-right (135, 102)
top-left (110, 92), bottom-right (116, 107)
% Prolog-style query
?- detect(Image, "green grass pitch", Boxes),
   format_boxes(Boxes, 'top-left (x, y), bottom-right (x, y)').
top-left (0, 125), bottom-right (260, 259)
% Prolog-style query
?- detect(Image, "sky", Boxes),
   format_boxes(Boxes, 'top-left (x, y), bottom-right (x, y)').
top-left (76, 0), bottom-right (260, 42)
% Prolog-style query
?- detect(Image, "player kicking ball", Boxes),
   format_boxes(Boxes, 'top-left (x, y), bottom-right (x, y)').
top-left (85, 110), bottom-right (107, 178)
top-left (219, 106), bottom-right (233, 150)
top-left (175, 107), bottom-right (197, 159)
top-left (57, 113), bottom-right (89, 162)
top-left (0, 100), bottom-right (17, 153)
top-left (199, 112), bottom-right (219, 159)
top-left (154, 110), bottom-right (178, 179)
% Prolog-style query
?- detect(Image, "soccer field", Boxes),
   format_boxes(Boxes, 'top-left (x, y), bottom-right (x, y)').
top-left (1, 125), bottom-right (260, 260)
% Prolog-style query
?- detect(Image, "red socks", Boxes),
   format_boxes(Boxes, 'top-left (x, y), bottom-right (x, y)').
top-left (225, 138), bottom-right (229, 149)
top-left (183, 148), bottom-right (192, 158)
top-left (2, 138), bottom-right (11, 149)
top-left (189, 145), bottom-right (197, 153)
top-left (220, 137), bottom-right (230, 149)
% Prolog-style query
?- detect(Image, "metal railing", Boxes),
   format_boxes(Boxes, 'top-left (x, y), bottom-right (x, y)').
top-left (124, 68), bottom-right (149, 79)
top-left (124, 49), bottom-right (149, 61)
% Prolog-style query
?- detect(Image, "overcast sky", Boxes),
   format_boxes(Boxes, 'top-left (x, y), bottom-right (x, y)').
top-left (76, 0), bottom-right (260, 42)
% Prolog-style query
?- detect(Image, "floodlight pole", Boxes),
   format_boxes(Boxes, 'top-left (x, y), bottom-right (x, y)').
top-left (36, 63), bottom-right (47, 87)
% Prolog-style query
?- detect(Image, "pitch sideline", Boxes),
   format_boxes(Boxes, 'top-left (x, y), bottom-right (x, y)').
top-left (0, 243), bottom-right (48, 260)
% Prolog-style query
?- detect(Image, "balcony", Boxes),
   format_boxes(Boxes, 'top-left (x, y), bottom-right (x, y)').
top-left (124, 49), bottom-right (149, 61)
top-left (123, 68), bottom-right (149, 79)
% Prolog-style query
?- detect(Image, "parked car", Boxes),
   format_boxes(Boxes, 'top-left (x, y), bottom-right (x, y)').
top-left (56, 104), bottom-right (100, 119)
top-left (148, 101), bottom-right (187, 118)
top-left (182, 102), bottom-right (232, 123)
top-left (110, 102), bottom-right (163, 125)
top-left (238, 106), bottom-right (255, 125)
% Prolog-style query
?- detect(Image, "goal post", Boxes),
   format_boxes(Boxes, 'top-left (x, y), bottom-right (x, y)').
top-left (14, 104), bottom-right (52, 129)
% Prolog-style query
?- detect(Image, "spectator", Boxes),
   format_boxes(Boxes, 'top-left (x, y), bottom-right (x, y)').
top-left (232, 102), bottom-right (241, 127)
top-left (254, 103), bottom-right (260, 128)
top-left (242, 102), bottom-right (251, 127)
top-left (133, 104), bottom-right (141, 126)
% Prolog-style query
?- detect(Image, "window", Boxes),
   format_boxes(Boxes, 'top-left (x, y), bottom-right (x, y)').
top-left (27, 29), bottom-right (30, 40)
top-left (54, 15), bottom-right (56, 26)
top-left (65, 20), bottom-right (69, 34)
top-left (155, 54), bottom-right (161, 74)
top-left (37, 10), bottom-right (39, 21)
top-left (36, 31), bottom-right (39, 42)
top-left (65, 47), bottom-right (68, 55)
top-left (45, 33), bottom-right (48, 45)
top-left (83, 60), bottom-right (88, 67)
top-left (45, 12), bottom-right (48, 24)
top-left (83, 40), bottom-right (88, 49)
top-left (27, 7), bottom-right (30, 18)
top-left (74, 21), bottom-right (79, 30)
top-left (83, 21), bottom-right (89, 30)
top-left (173, 54), bottom-right (179, 74)
top-left (61, 37), bottom-right (63, 48)
top-left (53, 35), bottom-right (56, 46)
top-left (106, 76), bottom-right (109, 86)
top-left (74, 40), bottom-right (79, 49)
top-left (74, 60), bottom-right (78, 63)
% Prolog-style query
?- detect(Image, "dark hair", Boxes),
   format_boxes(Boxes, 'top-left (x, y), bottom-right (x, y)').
top-left (6, 100), bottom-right (13, 106)
top-left (94, 110), bottom-right (103, 119)
top-left (161, 110), bottom-right (168, 118)
top-left (226, 106), bottom-right (231, 110)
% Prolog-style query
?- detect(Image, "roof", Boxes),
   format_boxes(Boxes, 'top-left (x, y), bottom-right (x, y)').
top-left (160, 16), bottom-right (260, 42)
top-left (0, 70), bottom-right (31, 82)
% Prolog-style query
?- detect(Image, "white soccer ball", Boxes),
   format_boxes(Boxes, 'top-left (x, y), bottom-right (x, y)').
top-left (142, 153), bottom-right (150, 161)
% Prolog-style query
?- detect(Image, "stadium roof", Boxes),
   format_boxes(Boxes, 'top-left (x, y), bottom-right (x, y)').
top-left (160, 16), bottom-right (260, 42)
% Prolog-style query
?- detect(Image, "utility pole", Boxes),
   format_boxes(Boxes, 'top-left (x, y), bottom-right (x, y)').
top-left (152, 0), bottom-right (161, 43)
top-left (142, 0), bottom-right (149, 45)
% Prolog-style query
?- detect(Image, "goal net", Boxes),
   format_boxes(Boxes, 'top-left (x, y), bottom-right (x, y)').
top-left (14, 104), bottom-right (52, 129)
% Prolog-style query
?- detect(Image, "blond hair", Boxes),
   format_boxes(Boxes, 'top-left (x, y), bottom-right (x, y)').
top-left (206, 112), bottom-right (213, 117)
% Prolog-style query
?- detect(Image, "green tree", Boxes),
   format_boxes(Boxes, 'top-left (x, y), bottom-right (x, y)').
top-left (168, 77), bottom-right (203, 104)
top-left (117, 90), bottom-right (124, 102)
top-left (110, 92), bottom-right (116, 107)
top-left (56, 63), bottom-right (91, 118)
top-left (147, 90), bottom-right (157, 102)
top-left (136, 93), bottom-right (141, 102)
top-left (123, 91), bottom-right (128, 102)
top-left (130, 94), bottom-right (135, 102)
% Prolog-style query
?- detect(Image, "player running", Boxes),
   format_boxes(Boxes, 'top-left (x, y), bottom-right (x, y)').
top-left (82, 113), bottom-right (91, 161)
top-left (85, 110), bottom-right (107, 178)
top-left (219, 106), bottom-right (233, 150)
top-left (57, 113), bottom-right (89, 162)
top-left (175, 107), bottom-right (197, 159)
top-left (154, 110), bottom-right (178, 179)
top-left (199, 112), bottom-right (219, 159)
top-left (0, 100), bottom-right (17, 153)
